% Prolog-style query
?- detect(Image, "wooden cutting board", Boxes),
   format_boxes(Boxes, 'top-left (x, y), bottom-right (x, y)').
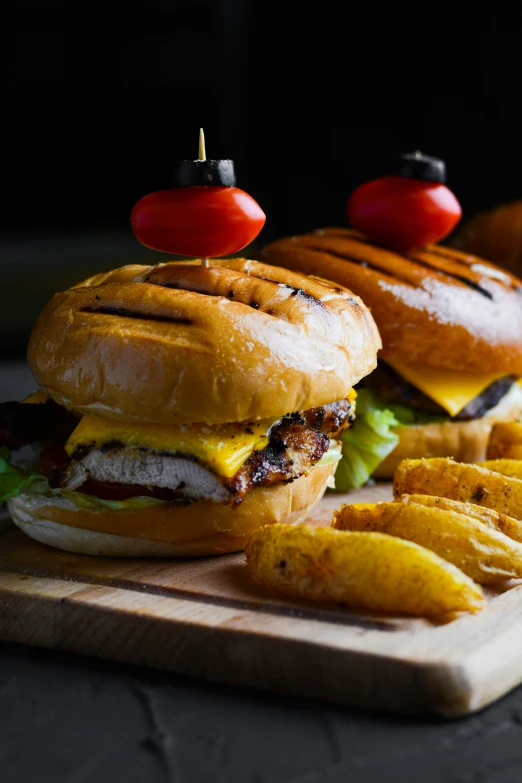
top-left (1, 482), bottom-right (522, 718)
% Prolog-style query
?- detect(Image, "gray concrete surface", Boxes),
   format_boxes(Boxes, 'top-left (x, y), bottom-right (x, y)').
top-left (1, 641), bottom-right (522, 783)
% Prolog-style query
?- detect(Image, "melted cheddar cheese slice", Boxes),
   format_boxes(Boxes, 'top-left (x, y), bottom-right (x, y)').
top-left (65, 415), bottom-right (280, 478)
top-left (385, 358), bottom-right (509, 417)
top-left (23, 390), bottom-right (49, 404)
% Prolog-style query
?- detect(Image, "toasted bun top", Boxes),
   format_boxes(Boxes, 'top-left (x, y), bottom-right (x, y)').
top-left (261, 228), bottom-right (522, 374)
top-left (452, 200), bottom-right (522, 276)
top-left (28, 258), bottom-right (380, 425)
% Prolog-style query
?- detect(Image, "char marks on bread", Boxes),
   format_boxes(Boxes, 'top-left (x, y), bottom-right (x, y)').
top-left (261, 228), bottom-right (522, 374)
top-left (28, 258), bottom-right (381, 426)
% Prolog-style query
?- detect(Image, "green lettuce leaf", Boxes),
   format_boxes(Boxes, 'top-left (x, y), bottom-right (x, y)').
top-left (0, 447), bottom-right (48, 506)
top-left (0, 447), bottom-right (175, 512)
top-left (333, 390), bottom-right (401, 491)
top-left (0, 455), bottom-right (174, 513)
top-left (59, 489), bottom-right (170, 511)
top-left (383, 402), bottom-right (449, 427)
top-left (316, 443), bottom-right (343, 467)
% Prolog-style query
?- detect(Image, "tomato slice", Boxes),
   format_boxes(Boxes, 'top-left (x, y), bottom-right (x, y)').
top-left (75, 479), bottom-right (178, 502)
top-left (131, 185), bottom-right (266, 258)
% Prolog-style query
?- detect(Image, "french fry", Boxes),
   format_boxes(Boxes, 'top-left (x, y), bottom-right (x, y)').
top-left (393, 493), bottom-right (522, 542)
top-left (334, 498), bottom-right (522, 584)
top-left (478, 459), bottom-right (522, 480)
top-left (394, 458), bottom-right (522, 521)
top-left (245, 523), bottom-right (484, 617)
top-left (487, 422), bottom-right (522, 460)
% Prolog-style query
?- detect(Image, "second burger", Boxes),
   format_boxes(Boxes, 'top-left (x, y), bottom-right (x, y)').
top-left (260, 152), bottom-right (522, 486)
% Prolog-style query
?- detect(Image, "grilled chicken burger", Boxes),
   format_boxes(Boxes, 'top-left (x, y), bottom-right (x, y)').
top-left (261, 228), bottom-right (522, 484)
top-left (1, 258), bottom-right (380, 555)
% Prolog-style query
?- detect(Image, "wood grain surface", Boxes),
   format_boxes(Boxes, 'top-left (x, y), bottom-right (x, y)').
top-left (1, 483), bottom-right (522, 718)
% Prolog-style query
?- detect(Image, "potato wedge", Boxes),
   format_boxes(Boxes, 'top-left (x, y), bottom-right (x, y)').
top-left (487, 422), bottom-right (522, 460)
top-left (334, 498), bottom-right (522, 584)
top-left (393, 493), bottom-right (522, 542)
top-left (394, 458), bottom-right (522, 520)
top-left (478, 459), bottom-right (522, 480)
top-left (245, 523), bottom-right (484, 617)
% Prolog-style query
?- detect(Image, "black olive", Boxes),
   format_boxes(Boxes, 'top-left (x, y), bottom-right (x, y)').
top-left (397, 151), bottom-right (446, 184)
top-left (173, 159), bottom-right (236, 187)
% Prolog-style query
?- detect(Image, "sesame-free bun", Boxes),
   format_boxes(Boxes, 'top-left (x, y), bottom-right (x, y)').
top-left (7, 461), bottom-right (336, 557)
top-left (28, 259), bottom-right (380, 426)
top-left (452, 200), bottom-right (522, 276)
top-left (261, 228), bottom-right (522, 374)
top-left (374, 382), bottom-right (522, 478)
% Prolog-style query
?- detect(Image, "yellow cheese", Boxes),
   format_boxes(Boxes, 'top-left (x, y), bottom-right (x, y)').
top-left (23, 390), bottom-right (49, 405)
top-left (65, 415), bottom-right (280, 479)
top-left (348, 387), bottom-right (357, 409)
top-left (385, 358), bottom-right (509, 417)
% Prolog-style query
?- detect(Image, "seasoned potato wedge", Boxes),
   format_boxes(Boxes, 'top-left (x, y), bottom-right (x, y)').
top-left (478, 459), bottom-right (522, 480)
top-left (245, 523), bottom-right (484, 616)
top-left (487, 422), bottom-right (522, 460)
top-left (393, 493), bottom-right (522, 542)
top-left (333, 498), bottom-right (522, 584)
top-left (394, 458), bottom-right (522, 520)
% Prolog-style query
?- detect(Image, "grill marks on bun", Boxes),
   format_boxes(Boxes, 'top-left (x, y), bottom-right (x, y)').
top-left (29, 258), bottom-right (381, 426)
top-left (80, 305), bottom-right (193, 325)
top-left (144, 262), bottom-right (329, 325)
top-left (407, 247), bottom-right (494, 300)
top-left (261, 227), bottom-right (522, 375)
top-left (284, 232), bottom-right (424, 289)
top-left (272, 228), bottom-right (520, 299)
top-left (94, 259), bottom-right (365, 347)
top-left (73, 283), bottom-right (198, 331)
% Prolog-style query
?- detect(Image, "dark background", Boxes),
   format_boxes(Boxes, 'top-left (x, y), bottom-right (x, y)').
top-left (2, 4), bottom-right (522, 356)
top-left (4, 10), bottom-right (522, 779)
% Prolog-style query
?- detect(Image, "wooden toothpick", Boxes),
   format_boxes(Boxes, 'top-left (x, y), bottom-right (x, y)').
top-left (199, 128), bottom-right (210, 267)
top-left (199, 128), bottom-right (206, 161)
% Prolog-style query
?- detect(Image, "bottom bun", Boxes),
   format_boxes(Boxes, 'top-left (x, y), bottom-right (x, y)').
top-left (374, 383), bottom-right (522, 479)
top-left (7, 462), bottom-right (335, 557)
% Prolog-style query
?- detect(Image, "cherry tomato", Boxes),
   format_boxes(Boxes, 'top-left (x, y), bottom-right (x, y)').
top-left (131, 186), bottom-right (266, 258)
top-left (347, 176), bottom-right (462, 252)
